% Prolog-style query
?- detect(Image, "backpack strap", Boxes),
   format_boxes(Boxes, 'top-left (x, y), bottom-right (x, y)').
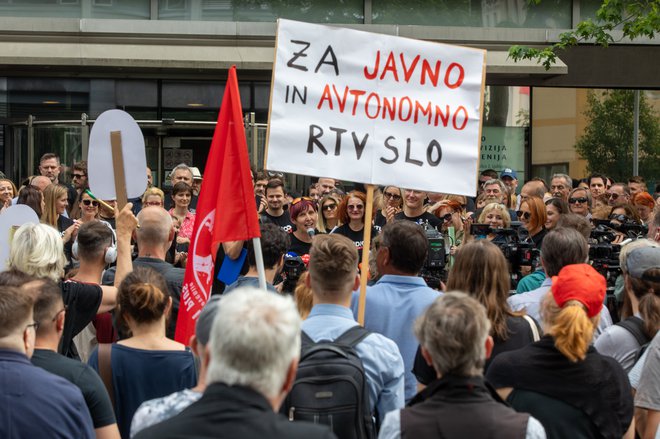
top-left (97, 343), bottom-right (115, 408)
top-left (615, 316), bottom-right (650, 346)
top-left (335, 325), bottom-right (371, 348)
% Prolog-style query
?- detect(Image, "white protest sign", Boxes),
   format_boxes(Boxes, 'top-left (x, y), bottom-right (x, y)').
top-left (266, 19), bottom-right (486, 196)
top-left (88, 109), bottom-right (147, 204)
top-left (0, 205), bottom-right (40, 271)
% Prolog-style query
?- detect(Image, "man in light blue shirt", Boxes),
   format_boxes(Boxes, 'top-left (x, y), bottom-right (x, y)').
top-left (352, 220), bottom-right (440, 401)
top-left (508, 227), bottom-right (612, 336)
top-left (304, 234), bottom-right (405, 423)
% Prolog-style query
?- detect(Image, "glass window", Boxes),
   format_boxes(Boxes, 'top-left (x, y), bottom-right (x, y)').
top-left (90, 0), bottom-right (150, 19)
top-left (372, 0), bottom-right (570, 28)
top-left (7, 78), bottom-right (90, 119)
top-left (158, 0), bottom-right (364, 23)
top-left (0, 0), bottom-right (82, 18)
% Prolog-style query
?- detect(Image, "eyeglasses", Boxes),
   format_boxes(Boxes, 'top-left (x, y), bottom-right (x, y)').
top-left (82, 199), bottom-right (99, 207)
top-left (568, 197), bottom-right (588, 204)
top-left (609, 214), bottom-right (628, 222)
top-left (25, 321), bottom-right (39, 332)
top-left (72, 174), bottom-right (86, 179)
top-left (322, 203), bottom-right (337, 211)
top-left (516, 211), bottom-right (532, 220)
top-left (607, 192), bottom-right (620, 200)
top-left (291, 197), bottom-right (312, 205)
top-left (347, 204), bottom-right (364, 211)
top-left (383, 192), bottom-right (402, 201)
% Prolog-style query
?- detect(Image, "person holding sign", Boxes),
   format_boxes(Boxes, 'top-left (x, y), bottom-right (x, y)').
top-left (287, 197), bottom-right (318, 256)
top-left (333, 191), bottom-right (379, 262)
top-left (395, 189), bottom-right (442, 230)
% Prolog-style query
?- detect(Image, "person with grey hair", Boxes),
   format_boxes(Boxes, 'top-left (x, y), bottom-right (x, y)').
top-left (475, 178), bottom-right (518, 220)
top-left (166, 163), bottom-right (198, 210)
top-left (379, 292), bottom-right (546, 439)
top-left (508, 227), bottom-right (613, 336)
top-left (550, 174), bottom-right (572, 202)
top-left (133, 288), bottom-right (336, 439)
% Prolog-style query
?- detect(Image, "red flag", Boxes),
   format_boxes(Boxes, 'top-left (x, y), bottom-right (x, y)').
top-left (174, 66), bottom-right (260, 344)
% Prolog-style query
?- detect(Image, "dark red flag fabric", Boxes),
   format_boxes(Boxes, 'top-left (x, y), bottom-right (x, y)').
top-left (174, 66), bottom-right (260, 344)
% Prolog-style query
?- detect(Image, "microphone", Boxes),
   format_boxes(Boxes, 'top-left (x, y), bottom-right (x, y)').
top-left (306, 228), bottom-right (316, 237)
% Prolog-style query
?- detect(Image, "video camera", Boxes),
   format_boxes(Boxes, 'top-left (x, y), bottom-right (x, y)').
top-left (470, 223), bottom-right (540, 289)
top-left (419, 221), bottom-right (446, 290)
top-left (281, 252), bottom-right (307, 294)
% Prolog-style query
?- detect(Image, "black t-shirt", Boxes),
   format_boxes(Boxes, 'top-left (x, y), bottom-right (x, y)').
top-left (289, 233), bottom-right (312, 256)
top-left (394, 211), bottom-right (442, 229)
top-left (374, 210), bottom-right (387, 228)
top-left (332, 224), bottom-right (378, 261)
top-left (31, 349), bottom-right (116, 428)
top-left (414, 315), bottom-right (540, 385)
top-left (60, 280), bottom-right (103, 359)
top-left (261, 211), bottom-right (294, 234)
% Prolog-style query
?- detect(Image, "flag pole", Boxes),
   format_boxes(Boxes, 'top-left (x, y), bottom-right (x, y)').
top-left (252, 237), bottom-right (268, 291)
top-left (357, 184), bottom-right (376, 326)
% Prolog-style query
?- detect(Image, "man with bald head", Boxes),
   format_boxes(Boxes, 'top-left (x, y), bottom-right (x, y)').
top-left (103, 206), bottom-right (184, 338)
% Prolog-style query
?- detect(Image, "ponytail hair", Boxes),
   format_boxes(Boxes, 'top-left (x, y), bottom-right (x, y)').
top-left (542, 294), bottom-right (599, 362)
top-left (117, 266), bottom-right (170, 326)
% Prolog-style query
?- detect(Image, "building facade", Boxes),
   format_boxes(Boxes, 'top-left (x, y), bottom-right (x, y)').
top-left (0, 0), bottom-right (657, 189)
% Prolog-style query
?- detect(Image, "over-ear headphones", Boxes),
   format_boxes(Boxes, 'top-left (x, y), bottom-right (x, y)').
top-left (72, 225), bottom-right (117, 264)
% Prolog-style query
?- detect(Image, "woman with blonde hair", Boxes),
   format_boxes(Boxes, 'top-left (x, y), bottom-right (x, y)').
top-left (316, 193), bottom-right (342, 233)
top-left (141, 187), bottom-right (166, 208)
top-left (0, 177), bottom-right (17, 208)
top-left (487, 264), bottom-right (634, 439)
top-left (42, 184), bottom-right (78, 263)
top-left (475, 203), bottom-right (511, 243)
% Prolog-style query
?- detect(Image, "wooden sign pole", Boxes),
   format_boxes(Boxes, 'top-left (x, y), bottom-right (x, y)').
top-left (357, 184), bottom-right (376, 326)
top-left (110, 130), bottom-right (129, 210)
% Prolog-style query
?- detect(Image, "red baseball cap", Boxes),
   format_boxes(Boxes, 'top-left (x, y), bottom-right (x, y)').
top-left (551, 264), bottom-right (606, 318)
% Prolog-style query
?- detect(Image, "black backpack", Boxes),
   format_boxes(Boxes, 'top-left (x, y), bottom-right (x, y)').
top-left (283, 325), bottom-right (376, 439)
top-left (615, 316), bottom-right (651, 362)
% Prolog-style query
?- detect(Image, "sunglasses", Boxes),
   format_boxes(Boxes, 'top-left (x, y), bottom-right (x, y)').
top-left (322, 203), bottom-right (337, 211)
top-left (348, 204), bottom-right (364, 211)
top-left (568, 197), bottom-right (588, 204)
top-left (82, 199), bottom-right (99, 207)
top-left (516, 211), bottom-right (532, 220)
top-left (383, 192), bottom-right (402, 201)
top-left (72, 174), bottom-right (86, 179)
top-left (144, 201), bottom-right (163, 207)
top-left (439, 213), bottom-right (453, 222)
top-left (291, 196), bottom-right (312, 205)
top-left (609, 214), bottom-right (628, 222)
top-left (607, 192), bottom-right (620, 200)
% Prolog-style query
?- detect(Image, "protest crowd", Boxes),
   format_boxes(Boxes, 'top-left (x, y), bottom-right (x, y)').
top-left (3, 151), bottom-right (660, 439)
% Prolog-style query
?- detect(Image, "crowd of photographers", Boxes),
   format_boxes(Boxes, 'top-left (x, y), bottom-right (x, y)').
top-left (1, 154), bottom-right (660, 439)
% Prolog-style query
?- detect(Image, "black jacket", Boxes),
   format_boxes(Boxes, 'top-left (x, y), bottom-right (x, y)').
top-left (401, 374), bottom-right (529, 439)
top-left (134, 383), bottom-right (337, 439)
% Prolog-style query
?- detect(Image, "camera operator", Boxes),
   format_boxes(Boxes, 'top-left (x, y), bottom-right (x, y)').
top-left (223, 223), bottom-right (289, 295)
top-left (508, 227), bottom-right (613, 338)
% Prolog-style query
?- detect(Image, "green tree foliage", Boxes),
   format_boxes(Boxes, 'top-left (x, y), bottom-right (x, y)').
top-left (575, 90), bottom-right (660, 181)
top-left (509, 0), bottom-right (660, 70)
